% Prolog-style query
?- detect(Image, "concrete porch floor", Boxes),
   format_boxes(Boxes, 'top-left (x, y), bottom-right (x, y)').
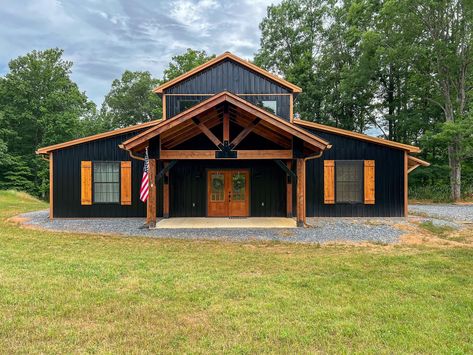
top-left (153, 217), bottom-right (297, 229)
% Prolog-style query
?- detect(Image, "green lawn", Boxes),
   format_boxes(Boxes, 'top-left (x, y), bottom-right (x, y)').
top-left (0, 191), bottom-right (472, 353)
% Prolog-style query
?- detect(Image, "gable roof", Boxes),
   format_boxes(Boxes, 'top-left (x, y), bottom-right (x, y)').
top-left (293, 119), bottom-right (421, 153)
top-left (36, 120), bottom-right (162, 154)
top-left (121, 91), bottom-right (330, 152)
top-left (153, 52), bottom-right (302, 94)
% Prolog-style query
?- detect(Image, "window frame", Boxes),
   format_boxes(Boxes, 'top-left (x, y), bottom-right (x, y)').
top-left (260, 100), bottom-right (277, 115)
top-left (334, 160), bottom-right (364, 204)
top-left (92, 161), bottom-right (121, 204)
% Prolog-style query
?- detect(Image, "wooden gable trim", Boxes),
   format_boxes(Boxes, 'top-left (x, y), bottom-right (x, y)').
top-left (36, 119), bottom-right (162, 154)
top-left (407, 155), bottom-right (430, 173)
top-left (153, 52), bottom-right (302, 94)
top-left (293, 119), bottom-right (421, 153)
top-left (121, 91), bottom-right (330, 152)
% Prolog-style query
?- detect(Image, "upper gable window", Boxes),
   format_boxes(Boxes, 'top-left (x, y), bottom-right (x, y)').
top-left (179, 99), bottom-right (199, 112)
top-left (259, 100), bottom-right (277, 115)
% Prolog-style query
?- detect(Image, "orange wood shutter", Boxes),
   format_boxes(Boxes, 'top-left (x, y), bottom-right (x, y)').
top-left (121, 161), bottom-right (132, 205)
top-left (364, 160), bottom-right (375, 204)
top-left (81, 161), bottom-right (92, 205)
top-left (324, 160), bottom-right (335, 204)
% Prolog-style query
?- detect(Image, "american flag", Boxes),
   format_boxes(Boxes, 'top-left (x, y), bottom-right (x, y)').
top-left (139, 147), bottom-right (150, 202)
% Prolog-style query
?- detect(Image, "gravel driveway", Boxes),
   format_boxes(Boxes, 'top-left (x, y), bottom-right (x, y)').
top-left (409, 204), bottom-right (473, 223)
top-left (17, 210), bottom-right (404, 244)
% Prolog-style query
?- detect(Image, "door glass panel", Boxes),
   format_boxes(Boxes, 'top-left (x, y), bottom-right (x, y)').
top-left (210, 173), bottom-right (225, 201)
top-left (232, 172), bottom-right (246, 201)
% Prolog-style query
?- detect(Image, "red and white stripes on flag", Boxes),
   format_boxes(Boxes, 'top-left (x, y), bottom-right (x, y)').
top-left (139, 147), bottom-right (150, 202)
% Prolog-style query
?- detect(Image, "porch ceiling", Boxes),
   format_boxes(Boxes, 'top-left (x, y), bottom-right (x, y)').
top-left (120, 91), bottom-right (330, 154)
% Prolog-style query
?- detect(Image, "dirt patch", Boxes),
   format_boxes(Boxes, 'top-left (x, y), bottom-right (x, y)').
top-left (396, 222), bottom-right (473, 248)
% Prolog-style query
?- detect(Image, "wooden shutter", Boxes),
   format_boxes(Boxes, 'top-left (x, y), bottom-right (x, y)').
top-left (364, 160), bottom-right (375, 204)
top-left (324, 160), bottom-right (335, 204)
top-left (121, 161), bottom-right (132, 205)
top-left (81, 161), bottom-right (92, 205)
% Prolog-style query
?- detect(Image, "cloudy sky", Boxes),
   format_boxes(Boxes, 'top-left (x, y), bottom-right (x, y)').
top-left (0, 0), bottom-right (277, 105)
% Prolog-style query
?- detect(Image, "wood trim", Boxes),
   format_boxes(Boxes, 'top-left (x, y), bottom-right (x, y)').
top-left (163, 161), bottom-right (170, 218)
top-left (364, 160), bottom-right (375, 205)
top-left (407, 155), bottom-right (430, 173)
top-left (147, 159), bottom-right (157, 226)
top-left (120, 161), bottom-right (132, 205)
top-left (162, 94), bottom-right (166, 120)
top-left (223, 110), bottom-right (230, 142)
top-left (230, 118), bottom-right (259, 148)
top-left (293, 119), bottom-right (421, 153)
top-left (194, 117), bottom-right (222, 148)
top-left (323, 160), bottom-right (335, 204)
top-left (37, 119), bottom-right (162, 154)
top-left (404, 152), bottom-right (408, 217)
top-left (289, 94), bottom-right (294, 123)
top-left (81, 161), bottom-right (92, 205)
top-left (49, 153), bottom-right (53, 220)
top-left (160, 150), bottom-right (293, 160)
top-left (153, 52), bottom-right (302, 93)
top-left (286, 160), bottom-right (293, 218)
top-left (163, 93), bottom-right (293, 96)
top-left (296, 159), bottom-right (306, 226)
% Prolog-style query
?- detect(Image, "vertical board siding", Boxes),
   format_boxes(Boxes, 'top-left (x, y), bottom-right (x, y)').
top-left (53, 131), bottom-right (163, 218)
top-left (169, 160), bottom-right (286, 217)
top-left (304, 128), bottom-right (405, 217)
top-left (165, 59), bottom-right (291, 121)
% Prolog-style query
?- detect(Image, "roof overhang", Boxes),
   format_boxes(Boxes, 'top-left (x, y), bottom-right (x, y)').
top-left (153, 52), bottom-right (302, 94)
top-left (121, 91), bottom-right (330, 153)
top-left (408, 155), bottom-right (430, 173)
top-left (36, 120), bottom-right (162, 155)
top-left (293, 119), bottom-right (421, 153)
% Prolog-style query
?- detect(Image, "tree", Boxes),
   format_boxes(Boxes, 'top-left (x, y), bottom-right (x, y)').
top-left (100, 70), bottom-right (162, 129)
top-left (408, 0), bottom-right (473, 200)
top-left (0, 48), bottom-right (93, 197)
top-left (163, 49), bottom-right (215, 81)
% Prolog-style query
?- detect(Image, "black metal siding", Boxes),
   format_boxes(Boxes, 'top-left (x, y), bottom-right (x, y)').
top-left (165, 59), bottom-right (291, 121)
top-left (303, 128), bottom-right (405, 217)
top-left (52, 132), bottom-right (163, 218)
top-left (169, 160), bottom-right (286, 217)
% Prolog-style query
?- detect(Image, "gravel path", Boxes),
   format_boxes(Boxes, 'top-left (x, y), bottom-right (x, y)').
top-left (409, 204), bottom-right (473, 223)
top-left (17, 210), bottom-right (404, 244)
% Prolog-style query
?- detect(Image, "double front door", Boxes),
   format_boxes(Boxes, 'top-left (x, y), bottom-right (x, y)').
top-left (207, 170), bottom-right (250, 217)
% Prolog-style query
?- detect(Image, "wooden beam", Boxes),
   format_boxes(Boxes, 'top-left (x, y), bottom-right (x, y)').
top-left (230, 118), bottom-right (260, 148)
top-left (286, 160), bottom-right (293, 218)
top-left (163, 161), bottom-right (169, 218)
top-left (223, 109), bottom-right (230, 142)
top-left (193, 117), bottom-right (222, 148)
top-left (296, 159), bottom-right (306, 227)
top-left (160, 150), bottom-right (293, 160)
top-left (49, 152), bottom-right (53, 220)
top-left (147, 159), bottom-right (157, 227)
top-left (162, 94), bottom-right (166, 120)
top-left (232, 116), bottom-right (291, 148)
top-left (289, 94), bottom-right (294, 123)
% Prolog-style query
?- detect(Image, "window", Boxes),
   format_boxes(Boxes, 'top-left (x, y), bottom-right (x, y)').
top-left (335, 161), bottom-right (363, 203)
top-left (179, 99), bottom-right (199, 112)
top-left (93, 162), bottom-right (120, 203)
top-left (259, 100), bottom-right (277, 115)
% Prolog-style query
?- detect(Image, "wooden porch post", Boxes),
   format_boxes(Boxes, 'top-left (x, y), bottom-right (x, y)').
top-left (296, 158), bottom-right (306, 227)
top-left (163, 161), bottom-right (170, 218)
top-left (286, 160), bottom-right (293, 218)
top-left (147, 159), bottom-right (157, 227)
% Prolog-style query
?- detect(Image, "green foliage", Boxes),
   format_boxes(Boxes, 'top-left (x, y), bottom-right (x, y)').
top-left (100, 70), bottom-right (162, 129)
top-left (163, 49), bottom-right (215, 81)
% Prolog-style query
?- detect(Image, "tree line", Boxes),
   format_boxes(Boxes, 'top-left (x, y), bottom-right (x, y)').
top-left (0, 0), bottom-right (472, 201)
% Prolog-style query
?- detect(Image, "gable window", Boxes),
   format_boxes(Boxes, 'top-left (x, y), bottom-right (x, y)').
top-left (93, 162), bottom-right (120, 203)
top-left (335, 160), bottom-right (363, 203)
top-left (179, 99), bottom-right (199, 112)
top-left (260, 100), bottom-right (277, 115)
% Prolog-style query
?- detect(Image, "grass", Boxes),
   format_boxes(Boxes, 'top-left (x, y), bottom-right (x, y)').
top-left (1, 191), bottom-right (473, 353)
top-left (419, 221), bottom-right (456, 237)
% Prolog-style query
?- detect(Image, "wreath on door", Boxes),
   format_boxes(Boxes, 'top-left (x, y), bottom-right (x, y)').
top-left (233, 177), bottom-right (244, 191)
top-left (212, 177), bottom-right (224, 191)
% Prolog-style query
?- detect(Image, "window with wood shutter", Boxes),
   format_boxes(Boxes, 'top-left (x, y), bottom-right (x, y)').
top-left (81, 161), bottom-right (92, 205)
top-left (364, 160), bottom-right (375, 204)
top-left (120, 161), bottom-right (132, 205)
top-left (324, 160), bottom-right (335, 204)
top-left (93, 162), bottom-right (120, 203)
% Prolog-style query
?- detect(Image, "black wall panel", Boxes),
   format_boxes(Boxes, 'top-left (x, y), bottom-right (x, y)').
top-left (302, 128), bottom-right (405, 217)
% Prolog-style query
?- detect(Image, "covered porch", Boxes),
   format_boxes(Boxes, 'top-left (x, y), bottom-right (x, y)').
top-left (120, 91), bottom-right (330, 227)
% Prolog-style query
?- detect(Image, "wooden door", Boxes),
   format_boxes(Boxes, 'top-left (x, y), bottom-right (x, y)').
top-left (207, 170), bottom-right (249, 217)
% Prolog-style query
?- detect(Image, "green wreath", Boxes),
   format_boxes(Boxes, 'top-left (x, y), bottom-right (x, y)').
top-left (233, 178), bottom-right (244, 191)
top-left (212, 177), bottom-right (224, 191)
